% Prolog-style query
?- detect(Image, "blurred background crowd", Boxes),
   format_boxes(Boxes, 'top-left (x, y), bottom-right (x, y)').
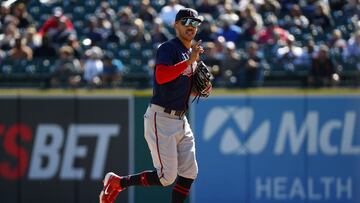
top-left (0, 0), bottom-right (359, 88)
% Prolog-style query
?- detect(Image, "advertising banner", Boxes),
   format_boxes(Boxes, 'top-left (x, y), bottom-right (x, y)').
top-left (191, 96), bottom-right (360, 203)
top-left (0, 96), bottom-right (131, 203)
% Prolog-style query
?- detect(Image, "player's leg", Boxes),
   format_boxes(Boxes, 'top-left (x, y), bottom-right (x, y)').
top-left (121, 170), bottom-right (161, 187)
top-left (99, 172), bottom-right (124, 203)
top-left (99, 107), bottom-right (165, 203)
top-left (100, 106), bottom-right (183, 203)
top-left (172, 176), bottom-right (194, 203)
top-left (100, 170), bottom-right (162, 203)
top-left (172, 116), bottom-right (198, 203)
top-left (106, 107), bottom-right (182, 189)
top-left (144, 107), bottom-right (184, 186)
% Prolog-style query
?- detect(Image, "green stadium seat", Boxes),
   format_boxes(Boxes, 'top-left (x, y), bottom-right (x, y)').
top-left (117, 49), bottom-right (131, 63)
top-left (1, 59), bottom-right (14, 76)
top-left (108, 0), bottom-right (119, 8)
top-left (29, 6), bottom-right (41, 19)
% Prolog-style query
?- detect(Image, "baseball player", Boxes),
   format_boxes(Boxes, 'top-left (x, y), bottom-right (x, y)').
top-left (99, 8), bottom-right (206, 203)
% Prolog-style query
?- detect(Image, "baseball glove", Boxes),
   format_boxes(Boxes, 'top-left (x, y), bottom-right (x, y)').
top-left (192, 61), bottom-right (213, 102)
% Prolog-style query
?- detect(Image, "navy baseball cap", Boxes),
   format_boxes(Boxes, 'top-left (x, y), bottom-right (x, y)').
top-left (175, 8), bottom-right (203, 22)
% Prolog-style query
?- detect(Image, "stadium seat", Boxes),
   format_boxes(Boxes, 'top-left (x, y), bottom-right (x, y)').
top-left (1, 0), bottom-right (357, 88)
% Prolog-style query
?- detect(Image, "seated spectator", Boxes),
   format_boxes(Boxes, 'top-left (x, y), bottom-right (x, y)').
top-left (241, 41), bottom-right (268, 88)
top-left (276, 35), bottom-right (303, 71)
top-left (0, 22), bottom-right (19, 51)
top-left (2, 14), bottom-right (19, 29)
top-left (237, 4), bottom-right (263, 41)
top-left (258, 0), bottom-right (281, 16)
top-left (33, 35), bottom-right (57, 58)
top-left (257, 14), bottom-right (289, 45)
top-left (128, 18), bottom-right (151, 44)
top-left (38, 7), bottom-right (74, 38)
top-left (212, 36), bottom-right (226, 61)
top-left (195, 14), bottom-right (217, 42)
top-left (329, 0), bottom-right (346, 11)
top-left (117, 6), bottom-right (134, 34)
top-left (151, 18), bottom-right (172, 45)
top-left (8, 36), bottom-right (33, 60)
top-left (281, 4), bottom-right (309, 30)
top-left (343, 30), bottom-right (360, 63)
top-left (343, 0), bottom-right (360, 19)
top-left (196, 0), bottom-right (220, 17)
top-left (221, 2), bottom-right (240, 25)
top-left (159, 0), bottom-right (184, 26)
top-left (66, 34), bottom-right (83, 59)
top-left (328, 29), bottom-right (347, 66)
top-left (83, 46), bottom-right (104, 87)
top-left (25, 26), bottom-right (39, 49)
top-left (283, 0), bottom-right (301, 10)
top-left (0, 1), bottom-right (12, 26)
top-left (308, 45), bottom-right (339, 87)
top-left (342, 30), bottom-right (360, 84)
top-left (301, 0), bottom-right (318, 17)
top-left (328, 29), bottom-right (347, 50)
top-left (138, 0), bottom-right (158, 23)
top-left (216, 15), bottom-right (242, 43)
top-left (95, 1), bottom-right (116, 21)
top-left (201, 41), bottom-right (222, 82)
top-left (50, 45), bottom-right (82, 87)
top-left (101, 52), bottom-right (123, 87)
top-left (106, 24), bottom-right (127, 45)
top-left (12, 3), bottom-right (32, 29)
top-left (84, 16), bottom-right (103, 46)
top-left (296, 39), bottom-right (318, 67)
top-left (50, 16), bottom-right (76, 47)
top-left (309, 2), bottom-right (334, 31)
top-left (220, 41), bottom-right (242, 87)
top-left (96, 13), bottom-right (112, 40)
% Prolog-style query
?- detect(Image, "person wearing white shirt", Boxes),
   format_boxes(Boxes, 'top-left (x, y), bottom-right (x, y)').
top-left (84, 46), bottom-right (104, 86)
top-left (159, 0), bottom-right (184, 26)
top-left (276, 35), bottom-right (303, 71)
top-left (343, 30), bottom-right (360, 70)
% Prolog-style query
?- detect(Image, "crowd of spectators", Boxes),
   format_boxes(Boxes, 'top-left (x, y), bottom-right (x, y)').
top-left (0, 0), bottom-right (359, 88)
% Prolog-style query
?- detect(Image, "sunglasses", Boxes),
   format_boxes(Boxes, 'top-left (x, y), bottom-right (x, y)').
top-left (180, 18), bottom-right (201, 27)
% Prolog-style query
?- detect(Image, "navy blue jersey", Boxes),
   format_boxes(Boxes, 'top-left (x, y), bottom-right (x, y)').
top-left (150, 37), bottom-right (193, 111)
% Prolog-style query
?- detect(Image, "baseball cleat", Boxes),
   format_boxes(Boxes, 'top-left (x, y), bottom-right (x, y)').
top-left (99, 172), bottom-right (126, 203)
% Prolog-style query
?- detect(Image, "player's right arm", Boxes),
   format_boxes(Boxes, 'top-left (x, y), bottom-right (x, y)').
top-left (186, 40), bottom-right (203, 65)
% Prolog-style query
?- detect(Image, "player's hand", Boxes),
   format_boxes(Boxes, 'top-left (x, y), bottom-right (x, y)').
top-left (187, 40), bottom-right (204, 65)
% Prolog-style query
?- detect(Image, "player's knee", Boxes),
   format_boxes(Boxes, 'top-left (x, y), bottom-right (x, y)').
top-left (191, 167), bottom-right (198, 179)
top-left (159, 170), bottom-right (177, 186)
top-left (187, 167), bottom-right (198, 180)
top-left (178, 163), bottom-right (198, 180)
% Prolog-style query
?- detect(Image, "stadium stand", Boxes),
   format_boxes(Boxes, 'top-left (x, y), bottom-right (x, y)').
top-left (0, 0), bottom-right (359, 88)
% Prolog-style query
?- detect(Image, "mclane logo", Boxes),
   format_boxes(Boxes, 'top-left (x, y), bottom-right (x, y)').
top-left (203, 106), bottom-right (360, 156)
top-left (204, 107), bottom-right (270, 155)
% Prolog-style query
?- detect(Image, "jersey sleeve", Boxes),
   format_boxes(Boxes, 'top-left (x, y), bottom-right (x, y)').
top-left (155, 42), bottom-right (175, 66)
